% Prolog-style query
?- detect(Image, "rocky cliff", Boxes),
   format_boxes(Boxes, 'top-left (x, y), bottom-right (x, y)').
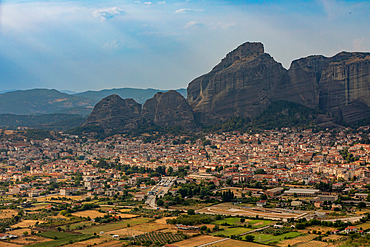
top-left (187, 42), bottom-right (287, 124)
top-left (188, 42), bottom-right (370, 124)
top-left (142, 90), bottom-right (196, 129)
top-left (84, 94), bottom-right (142, 133)
top-left (85, 91), bottom-right (196, 132)
top-left (274, 52), bottom-right (370, 123)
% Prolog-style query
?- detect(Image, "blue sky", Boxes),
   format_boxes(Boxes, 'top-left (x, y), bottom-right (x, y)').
top-left (0, 0), bottom-right (370, 92)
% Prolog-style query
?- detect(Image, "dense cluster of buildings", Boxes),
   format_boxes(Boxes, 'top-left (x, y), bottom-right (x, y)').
top-left (0, 126), bottom-right (370, 200)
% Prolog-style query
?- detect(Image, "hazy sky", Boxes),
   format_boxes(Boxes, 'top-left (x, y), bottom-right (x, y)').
top-left (1, 0), bottom-right (370, 92)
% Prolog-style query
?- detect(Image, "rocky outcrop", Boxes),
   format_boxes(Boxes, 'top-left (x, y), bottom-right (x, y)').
top-left (187, 42), bottom-right (286, 124)
top-left (142, 90), bottom-right (196, 129)
top-left (84, 95), bottom-right (142, 133)
top-left (188, 42), bottom-right (370, 124)
top-left (274, 52), bottom-right (370, 123)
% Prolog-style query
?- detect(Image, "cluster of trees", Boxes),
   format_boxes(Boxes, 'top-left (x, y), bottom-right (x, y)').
top-left (295, 218), bottom-right (349, 230)
top-left (221, 190), bottom-right (235, 202)
top-left (93, 161), bottom-right (189, 178)
top-left (339, 148), bottom-right (359, 163)
top-left (157, 181), bottom-right (217, 207)
top-left (166, 214), bottom-right (214, 226)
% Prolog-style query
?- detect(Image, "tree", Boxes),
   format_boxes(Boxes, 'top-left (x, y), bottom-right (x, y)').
top-left (157, 199), bottom-right (164, 206)
top-left (240, 218), bottom-right (245, 223)
top-left (187, 209), bottom-right (195, 215)
top-left (245, 235), bottom-right (255, 242)
top-left (295, 223), bottom-right (305, 229)
top-left (358, 202), bottom-right (366, 208)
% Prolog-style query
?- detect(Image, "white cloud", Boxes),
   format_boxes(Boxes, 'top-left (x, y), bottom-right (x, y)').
top-left (175, 8), bottom-right (203, 14)
top-left (318, 0), bottom-right (364, 20)
top-left (144, 2), bottom-right (152, 5)
top-left (215, 22), bottom-right (236, 29)
top-left (158, 1), bottom-right (166, 4)
top-left (92, 7), bottom-right (124, 21)
top-left (352, 38), bottom-right (367, 51)
top-left (184, 21), bottom-right (204, 29)
top-left (103, 40), bottom-right (123, 50)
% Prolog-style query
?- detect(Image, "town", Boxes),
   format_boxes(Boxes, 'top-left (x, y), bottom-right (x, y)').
top-left (1, 126), bottom-right (370, 246)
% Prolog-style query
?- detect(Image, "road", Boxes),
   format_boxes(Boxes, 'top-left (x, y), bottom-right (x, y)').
top-left (197, 238), bottom-right (229, 247)
top-left (145, 176), bottom-right (177, 208)
top-left (322, 215), bottom-right (365, 223)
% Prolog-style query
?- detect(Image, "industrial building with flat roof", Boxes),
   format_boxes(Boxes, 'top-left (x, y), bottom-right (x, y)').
top-left (265, 187), bottom-right (284, 197)
top-left (284, 188), bottom-right (320, 197)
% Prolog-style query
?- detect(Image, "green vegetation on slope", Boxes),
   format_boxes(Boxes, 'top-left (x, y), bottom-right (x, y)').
top-left (0, 113), bottom-right (86, 131)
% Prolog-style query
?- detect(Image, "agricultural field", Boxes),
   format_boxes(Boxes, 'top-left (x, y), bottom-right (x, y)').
top-left (212, 217), bottom-right (242, 225)
top-left (174, 235), bottom-right (224, 247)
top-left (212, 217), bottom-right (272, 229)
top-left (197, 202), bottom-right (302, 219)
top-left (278, 234), bottom-right (318, 247)
top-left (155, 216), bottom-right (177, 224)
top-left (107, 227), bottom-right (146, 237)
top-left (106, 221), bottom-right (172, 237)
top-left (208, 239), bottom-right (266, 247)
top-left (253, 232), bottom-right (302, 245)
top-left (322, 234), bottom-right (344, 242)
top-left (61, 221), bottom-right (94, 230)
top-left (36, 195), bottom-right (83, 202)
top-left (248, 219), bottom-right (273, 228)
top-left (27, 231), bottom-right (95, 247)
top-left (299, 226), bottom-right (337, 234)
top-left (0, 209), bottom-right (18, 219)
top-left (71, 210), bottom-right (106, 218)
top-left (61, 237), bottom-right (112, 247)
top-left (134, 232), bottom-right (185, 245)
top-left (0, 242), bottom-right (22, 247)
top-left (298, 240), bottom-right (330, 247)
top-left (211, 227), bottom-right (253, 236)
top-left (119, 213), bottom-right (139, 219)
top-left (8, 235), bottom-right (52, 246)
top-left (79, 217), bottom-right (150, 234)
top-left (355, 221), bottom-right (370, 230)
top-left (11, 219), bottom-right (45, 228)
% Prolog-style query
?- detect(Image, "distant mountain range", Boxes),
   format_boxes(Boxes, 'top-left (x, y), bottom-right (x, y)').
top-left (0, 87), bottom-right (187, 130)
top-left (0, 88), bottom-right (187, 116)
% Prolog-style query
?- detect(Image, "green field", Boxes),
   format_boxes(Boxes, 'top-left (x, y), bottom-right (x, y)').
top-left (356, 222), bottom-right (370, 230)
top-left (211, 227), bottom-right (253, 236)
top-left (212, 217), bottom-right (243, 225)
top-left (253, 232), bottom-right (302, 244)
top-left (38, 231), bottom-right (76, 239)
top-left (61, 221), bottom-right (94, 230)
top-left (29, 231), bottom-right (95, 247)
top-left (247, 220), bottom-right (273, 228)
top-left (212, 218), bottom-right (272, 229)
top-left (78, 217), bottom-right (150, 234)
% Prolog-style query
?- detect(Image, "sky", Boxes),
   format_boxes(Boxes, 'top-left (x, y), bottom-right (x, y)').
top-left (0, 0), bottom-right (370, 92)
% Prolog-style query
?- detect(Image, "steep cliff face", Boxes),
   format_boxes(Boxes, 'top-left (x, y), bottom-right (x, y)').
top-left (187, 42), bottom-right (286, 124)
top-left (142, 90), bottom-right (196, 129)
top-left (84, 94), bottom-right (142, 133)
top-left (274, 52), bottom-right (370, 123)
top-left (188, 42), bottom-right (370, 124)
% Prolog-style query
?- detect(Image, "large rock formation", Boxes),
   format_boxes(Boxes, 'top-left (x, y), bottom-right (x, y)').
top-left (274, 52), bottom-right (370, 123)
top-left (187, 42), bottom-right (286, 124)
top-left (85, 91), bottom-right (196, 132)
top-left (84, 94), bottom-right (142, 133)
top-left (188, 42), bottom-right (370, 124)
top-left (142, 90), bottom-right (196, 129)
